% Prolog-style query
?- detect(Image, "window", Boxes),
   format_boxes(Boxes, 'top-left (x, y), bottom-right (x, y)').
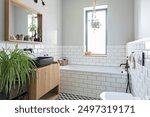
top-left (84, 6), bottom-right (107, 55)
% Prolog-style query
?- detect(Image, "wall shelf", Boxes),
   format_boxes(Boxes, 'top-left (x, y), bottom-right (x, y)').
top-left (40, 86), bottom-right (59, 100)
top-left (7, 40), bottom-right (42, 44)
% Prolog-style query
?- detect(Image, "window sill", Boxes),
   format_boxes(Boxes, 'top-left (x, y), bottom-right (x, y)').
top-left (84, 54), bottom-right (107, 57)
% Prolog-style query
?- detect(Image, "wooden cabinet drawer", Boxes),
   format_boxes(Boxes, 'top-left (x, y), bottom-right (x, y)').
top-left (29, 62), bottom-right (60, 100)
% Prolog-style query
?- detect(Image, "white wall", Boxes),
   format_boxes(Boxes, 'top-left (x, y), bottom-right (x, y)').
top-left (127, 39), bottom-right (150, 99)
top-left (0, 0), bottom-right (62, 46)
top-left (57, 0), bottom-right (62, 46)
top-left (134, 0), bottom-right (150, 40)
top-left (63, 45), bottom-right (126, 66)
top-left (62, 0), bottom-right (134, 46)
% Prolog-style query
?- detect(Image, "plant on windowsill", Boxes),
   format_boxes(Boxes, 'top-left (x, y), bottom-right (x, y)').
top-left (0, 45), bottom-right (36, 99)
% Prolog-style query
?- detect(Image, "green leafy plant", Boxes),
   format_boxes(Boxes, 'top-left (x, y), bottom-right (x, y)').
top-left (0, 46), bottom-right (36, 95)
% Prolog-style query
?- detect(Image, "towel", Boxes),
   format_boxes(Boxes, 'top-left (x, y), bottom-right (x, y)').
top-left (129, 52), bottom-right (136, 69)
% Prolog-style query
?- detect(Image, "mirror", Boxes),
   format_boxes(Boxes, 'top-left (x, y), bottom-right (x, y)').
top-left (5, 0), bottom-right (42, 43)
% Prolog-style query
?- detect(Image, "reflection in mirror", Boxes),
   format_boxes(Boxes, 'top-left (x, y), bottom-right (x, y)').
top-left (5, 0), bottom-right (42, 43)
top-left (28, 14), bottom-right (38, 39)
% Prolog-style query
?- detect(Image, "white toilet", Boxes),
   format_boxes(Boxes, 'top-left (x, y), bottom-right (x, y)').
top-left (100, 92), bottom-right (140, 100)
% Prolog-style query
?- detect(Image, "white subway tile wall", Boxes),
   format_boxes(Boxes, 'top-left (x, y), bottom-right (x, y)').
top-left (60, 70), bottom-right (127, 98)
top-left (4, 41), bottom-right (150, 100)
top-left (127, 39), bottom-right (150, 99)
top-left (60, 45), bottom-right (127, 98)
top-left (0, 42), bottom-right (62, 60)
top-left (62, 45), bottom-right (126, 66)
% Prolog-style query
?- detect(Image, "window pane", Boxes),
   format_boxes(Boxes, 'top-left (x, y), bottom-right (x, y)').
top-left (85, 8), bottom-right (107, 55)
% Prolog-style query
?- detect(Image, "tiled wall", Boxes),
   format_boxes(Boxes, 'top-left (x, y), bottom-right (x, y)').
top-left (62, 45), bottom-right (126, 66)
top-left (60, 70), bottom-right (127, 98)
top-left (126, 39), bottom-right (150, 99)
top-left (60, 45), bottom-right (127, 98)
top-left (0, 43), bottom-right (126, 66)
top-left (0, 42), bottom-right (62, 60)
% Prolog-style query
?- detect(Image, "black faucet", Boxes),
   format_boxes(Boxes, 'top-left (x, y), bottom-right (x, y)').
top-left (120, 56), bottom-right (131, 93)
top-left (120, 62), bottom-right (129, 69)
top-left (120, 63), bottom-right (127, 67)
top-left (23, 48), bottom-right (33, 53)
top-left (120, 57), bottom-right (130, 69)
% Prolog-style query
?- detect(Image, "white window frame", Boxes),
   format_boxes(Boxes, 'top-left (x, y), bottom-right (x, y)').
top-left (84, 5), bottom-right (108, 56)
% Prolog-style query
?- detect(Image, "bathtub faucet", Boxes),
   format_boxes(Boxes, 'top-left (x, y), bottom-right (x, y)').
top-left (120, 63), bottom-right (126, 67)
top-left (120, 60), bottom-right (129, 69)
top-left (120, 57), bottom-right (131, 93)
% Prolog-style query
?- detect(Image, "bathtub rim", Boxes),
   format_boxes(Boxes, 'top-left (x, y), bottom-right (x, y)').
top-left (60, 64), bottom-right (126, 75)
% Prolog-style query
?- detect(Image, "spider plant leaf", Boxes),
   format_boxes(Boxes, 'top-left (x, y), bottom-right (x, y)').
top-left (0, 46), bottom-right (37, 96)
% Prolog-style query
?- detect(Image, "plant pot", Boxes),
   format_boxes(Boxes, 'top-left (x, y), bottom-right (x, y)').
top-left (0, 84), bottom-right (29, 100)
top-left (0, 93), bottom-right (7, 100)
top-left (8, 86), bottom-right (28, 99)
top-left (8, 84), bottom-right (28, 100)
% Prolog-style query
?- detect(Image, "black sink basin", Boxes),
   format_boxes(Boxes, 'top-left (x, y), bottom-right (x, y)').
top-left (34, 57), bottom-right (54, 67)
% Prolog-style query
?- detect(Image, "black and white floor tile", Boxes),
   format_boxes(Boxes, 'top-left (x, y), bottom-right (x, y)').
top-left (58, 92), bottom-right (100, 100)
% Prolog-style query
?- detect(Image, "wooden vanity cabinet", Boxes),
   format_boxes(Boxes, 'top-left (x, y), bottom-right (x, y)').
top-left (29, 62), bottom-right (60, 100)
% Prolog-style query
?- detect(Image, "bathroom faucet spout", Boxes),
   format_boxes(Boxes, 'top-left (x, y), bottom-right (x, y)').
top-left (24, 48), bottom-right (33, 53)
top-left (120, 63), bottom-right (126, 67)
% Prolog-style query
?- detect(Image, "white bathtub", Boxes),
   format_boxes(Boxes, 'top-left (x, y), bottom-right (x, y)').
top-left (60, 64), bottom-right (127, 98)
top-left (60, 64), bottom-right (126, 75)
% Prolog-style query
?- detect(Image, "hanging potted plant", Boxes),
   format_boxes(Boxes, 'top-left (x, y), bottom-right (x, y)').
top-left (0, 45), bottom-right (36, 99)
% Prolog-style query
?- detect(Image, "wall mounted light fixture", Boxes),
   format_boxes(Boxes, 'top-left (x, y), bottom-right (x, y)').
top-left (34, 0), bottom-right (45, 6)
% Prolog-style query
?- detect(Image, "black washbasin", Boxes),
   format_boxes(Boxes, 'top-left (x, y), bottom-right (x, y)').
top-left (34, 57), bottom-right (54, 67)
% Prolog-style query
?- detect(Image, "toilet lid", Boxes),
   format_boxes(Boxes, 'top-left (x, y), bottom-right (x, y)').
top-left (100, 92), bottom-right (136, 100)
